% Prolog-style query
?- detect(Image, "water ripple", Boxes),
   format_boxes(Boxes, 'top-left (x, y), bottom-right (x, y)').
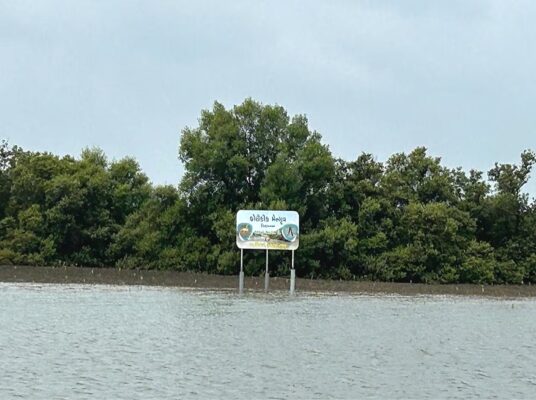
top-left (1, 283), bottom-right (536, 399)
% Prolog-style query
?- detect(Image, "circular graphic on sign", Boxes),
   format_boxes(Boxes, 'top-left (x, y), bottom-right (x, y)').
top-left (281, 224), bottom-right (299, 242)
top-left (237, 223), bottom-right (253, 240)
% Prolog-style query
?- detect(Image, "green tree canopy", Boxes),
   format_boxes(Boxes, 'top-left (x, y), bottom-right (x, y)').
top-left (1, 99), bottom-right (535, 284)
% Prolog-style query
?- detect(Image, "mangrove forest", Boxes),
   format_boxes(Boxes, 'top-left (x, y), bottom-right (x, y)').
top-left (1, 99), bottom-right (536, 284)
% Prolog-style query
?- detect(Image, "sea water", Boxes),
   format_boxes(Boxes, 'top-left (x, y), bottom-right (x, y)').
top-left (1, 283), bottom-right (535, 399)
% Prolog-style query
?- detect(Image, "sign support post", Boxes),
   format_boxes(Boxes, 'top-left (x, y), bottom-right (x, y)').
top-left (264, 245), bottom-right (269, 292)
top-left (290, 250), bottom-right (295, 295)
top-left (239, 248), bottom-right (244, 294)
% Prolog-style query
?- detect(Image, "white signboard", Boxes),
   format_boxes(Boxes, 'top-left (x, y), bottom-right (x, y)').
top-left (236, 210), bottom-right (299, 250)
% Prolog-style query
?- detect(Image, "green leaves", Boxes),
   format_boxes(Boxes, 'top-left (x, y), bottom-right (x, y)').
top-left (0, 146), bottom-right (151, 267)
top-left (1, 100), bottom-right (536, 284)
top-left (489, 150), bottom-right (536, 196)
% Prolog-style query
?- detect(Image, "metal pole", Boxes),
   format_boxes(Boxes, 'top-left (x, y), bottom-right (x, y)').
top-left (290, 250), bottom-right (295, 295)
top-left (239, 248), bottom-right (244, 294)
top-left (264, 247), bottom-right (269, 292)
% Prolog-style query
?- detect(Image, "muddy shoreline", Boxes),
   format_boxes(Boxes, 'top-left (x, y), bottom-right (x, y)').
top-left (1, 265), bottom-right (536, 297)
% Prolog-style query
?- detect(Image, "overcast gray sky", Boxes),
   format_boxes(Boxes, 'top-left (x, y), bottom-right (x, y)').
top-left (2, 0), bottom-right (536, 195)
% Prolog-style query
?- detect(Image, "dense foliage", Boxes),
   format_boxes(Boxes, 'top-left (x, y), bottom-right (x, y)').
top-left (2, 99), bottom-right (536, 284)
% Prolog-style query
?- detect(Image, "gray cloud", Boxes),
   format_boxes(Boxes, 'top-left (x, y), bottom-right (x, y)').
top-left (1, 0), bottom-right (535, 195)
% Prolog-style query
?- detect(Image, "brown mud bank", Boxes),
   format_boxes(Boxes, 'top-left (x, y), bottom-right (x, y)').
top-left (1, 265), bottom-right (536, 297)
